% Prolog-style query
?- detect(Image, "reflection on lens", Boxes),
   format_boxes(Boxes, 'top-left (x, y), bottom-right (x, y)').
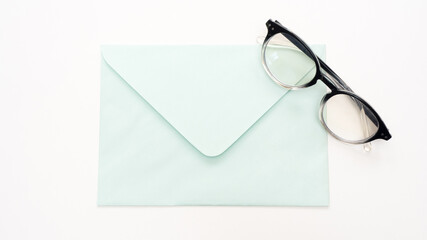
top-left (322, 93), bottom-right (379, 142)
top-left (264, 33), bottom-right (316, 87)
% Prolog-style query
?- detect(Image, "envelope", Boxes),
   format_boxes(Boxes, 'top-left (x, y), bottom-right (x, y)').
top-left (98, 45), bottom-right (329, 206)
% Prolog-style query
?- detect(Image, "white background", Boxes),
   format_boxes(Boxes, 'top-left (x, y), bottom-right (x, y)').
top-left (1, 0), bottom-right (426, 239)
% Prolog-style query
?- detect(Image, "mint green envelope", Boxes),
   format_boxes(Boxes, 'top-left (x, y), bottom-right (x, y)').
top-left (98, 45), bottom-right (329, 206)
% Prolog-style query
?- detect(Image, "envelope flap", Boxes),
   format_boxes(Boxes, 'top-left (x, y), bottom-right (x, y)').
top-left (101, 45), bottom-right (319, 157)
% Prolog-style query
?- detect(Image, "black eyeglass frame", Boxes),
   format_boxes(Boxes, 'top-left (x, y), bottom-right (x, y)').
top-left (261, 19), bottom-right (391, 144)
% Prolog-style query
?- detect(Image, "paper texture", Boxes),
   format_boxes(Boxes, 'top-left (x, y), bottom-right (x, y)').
top-left (98, 45), bottom-right (328, 206)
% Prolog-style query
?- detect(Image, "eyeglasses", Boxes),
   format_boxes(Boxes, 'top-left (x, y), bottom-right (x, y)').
top-left (261, 19), bottom-right (391, 150)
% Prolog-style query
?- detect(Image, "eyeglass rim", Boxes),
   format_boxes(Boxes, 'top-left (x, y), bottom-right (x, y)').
top-left (261, 26), bottom-right (321, 90)
top-left (319, 90), bottom-right (391, 144)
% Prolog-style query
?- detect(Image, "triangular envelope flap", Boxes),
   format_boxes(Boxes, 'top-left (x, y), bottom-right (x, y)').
top-left (101, 45), bottom-right (315, 157)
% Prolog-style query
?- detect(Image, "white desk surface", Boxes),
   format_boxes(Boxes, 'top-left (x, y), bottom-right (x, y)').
top-left (1, 0), bottom-right (426, 239)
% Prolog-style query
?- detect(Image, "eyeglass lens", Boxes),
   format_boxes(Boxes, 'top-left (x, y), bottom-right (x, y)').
top-left (264, 33), bottom-right (316, 87)
top-left (322, 93), bottom-right (379, 142)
